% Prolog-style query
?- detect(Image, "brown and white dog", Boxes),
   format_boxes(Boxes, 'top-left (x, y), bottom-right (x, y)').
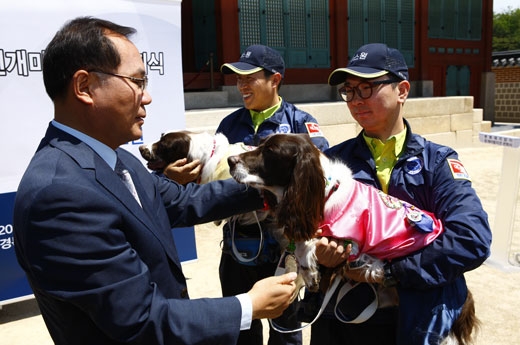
top-left (138, 130), bottom-right (286, 244)
top-left (228, 133), bottom-right (478, 345)
top-left (139, 131), bottom-right (248, 184)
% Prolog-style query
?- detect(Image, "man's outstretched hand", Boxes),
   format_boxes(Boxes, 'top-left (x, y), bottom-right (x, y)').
top-left (248, 272), bottom-right (297, 320)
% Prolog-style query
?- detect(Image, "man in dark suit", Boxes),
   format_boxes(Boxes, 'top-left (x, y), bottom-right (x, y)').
top-left (13, 16), bottom-right (297, 345)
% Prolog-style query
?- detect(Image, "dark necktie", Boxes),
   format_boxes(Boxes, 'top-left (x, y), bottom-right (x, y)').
top-left (115, 158), bottom-right (142, 207)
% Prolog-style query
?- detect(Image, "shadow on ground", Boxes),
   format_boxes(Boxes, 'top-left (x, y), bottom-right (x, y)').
top-left (0, 299), bottom-right (41, 324)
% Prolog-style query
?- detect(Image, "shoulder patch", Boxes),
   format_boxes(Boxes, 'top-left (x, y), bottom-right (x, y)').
top-left (447, 158), bottom-right (471, 181)
top-left (404, 156), bottom-right (423, 175)
top-left (305, 122), bottom-right (324, 137)
top-left (277, 124), bottom-right (291, 134)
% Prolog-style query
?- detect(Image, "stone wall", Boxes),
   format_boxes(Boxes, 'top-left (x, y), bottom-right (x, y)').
top-left (492, 66), bottom-right (520, 124)
top-left (184, 96), bottom-right (491, 148)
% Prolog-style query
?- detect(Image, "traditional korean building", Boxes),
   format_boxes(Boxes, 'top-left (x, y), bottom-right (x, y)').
top-left (181, 0), bottom-right (494, 117)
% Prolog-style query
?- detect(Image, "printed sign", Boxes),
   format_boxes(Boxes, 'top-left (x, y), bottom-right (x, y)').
top-left (479, 132), bottom-right (520, 148)
top-left (0, 192), bottom-right (33, 303)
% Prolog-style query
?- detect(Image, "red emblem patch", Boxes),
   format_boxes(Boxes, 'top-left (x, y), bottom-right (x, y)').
top-left (447, 158), bottom-right (471, 180)
top-left (305, 122), bottom-right (323, 137)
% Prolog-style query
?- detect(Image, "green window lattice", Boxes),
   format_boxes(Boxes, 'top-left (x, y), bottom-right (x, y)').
top-left (348, 0), bottom-right (415, 68)
top-left (238, 0), bottom-right (330, 68)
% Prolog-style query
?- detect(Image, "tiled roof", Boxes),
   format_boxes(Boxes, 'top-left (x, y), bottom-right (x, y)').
top-left (492, 50), bottom-right (520, 67)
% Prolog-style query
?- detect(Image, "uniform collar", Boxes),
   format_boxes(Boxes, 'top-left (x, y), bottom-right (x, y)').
top-left (249, 96), bottom-right (282, 130)
top-left (363, 126), bottom-right (407, 158)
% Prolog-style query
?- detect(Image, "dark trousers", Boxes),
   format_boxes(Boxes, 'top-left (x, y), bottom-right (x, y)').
top-left (309, 306), bottom-right (398, 345)
top-left (219, 251), bottom-right (302, 345)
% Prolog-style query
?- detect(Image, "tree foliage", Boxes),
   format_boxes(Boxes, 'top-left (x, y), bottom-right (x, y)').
top-left (493, 7), bottom-right (520, 51)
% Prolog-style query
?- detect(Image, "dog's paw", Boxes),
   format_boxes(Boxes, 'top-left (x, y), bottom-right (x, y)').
top-left (342, 253), bottom-right (384, 283)
top-left (301, 268), bottom-right (320, 292)
top-left (294, 240), bottom-right (321, 292)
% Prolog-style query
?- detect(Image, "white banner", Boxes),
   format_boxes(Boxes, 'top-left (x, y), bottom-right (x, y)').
top-left (0, 0), bottom-right (195, 305)
top-left (0, 0), bottom-right (185, 193)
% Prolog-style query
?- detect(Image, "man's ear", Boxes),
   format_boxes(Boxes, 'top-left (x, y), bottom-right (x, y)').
top-left (271, 72), bottom-right (282, 89)
top-left (73, 70), bottom-right (94, 105)
top-left (397, 80), bottom-right (410, 103)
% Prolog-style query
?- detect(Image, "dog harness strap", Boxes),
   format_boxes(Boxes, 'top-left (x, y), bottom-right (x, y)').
top-left (324, 179), bottom-right (340, 203)
top-left (261, 198), bottom-right (270, 211)
top-left (269, 276), bottom-right (379, 333)
top-left (209, 139), bottom-right (216, 158)
top-left (269, 275), bottom-right (344, 333)
top-left (230, 211), bottom-right (264, 264)
top-left (334, 281), bottom-right (378, 324)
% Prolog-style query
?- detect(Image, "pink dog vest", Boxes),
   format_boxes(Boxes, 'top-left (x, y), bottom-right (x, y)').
top-left (318, 180), bottom-right (443, 262)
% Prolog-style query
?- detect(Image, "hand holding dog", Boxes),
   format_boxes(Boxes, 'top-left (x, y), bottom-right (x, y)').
top-left (342, 252), bottom-right (385, 284)
top-left (248, 272), bottom-right (298, 320)
top-left (164, 158), bottom-right (202, 184)
top-left (314, 230), bottom-right (350, 268)
top-left (316, 238), bottom-right (384, 284)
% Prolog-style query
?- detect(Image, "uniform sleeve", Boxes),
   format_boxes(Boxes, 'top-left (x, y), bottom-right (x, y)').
top-left (157, 175), bottom-right (264, 227)
top-left (390, 151), bottom-right (492, 289)
top-left (294, 110), bottom-right (329, 151)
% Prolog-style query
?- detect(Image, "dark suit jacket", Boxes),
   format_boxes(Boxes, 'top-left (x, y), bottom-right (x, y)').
top-left (14, 124), bottom-right (263, 345)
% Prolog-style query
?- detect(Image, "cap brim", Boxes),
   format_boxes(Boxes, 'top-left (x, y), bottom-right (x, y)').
top-left (328, 68), bottom-right (389, 85)
top-left (221, 62), bottom-right (264, 75)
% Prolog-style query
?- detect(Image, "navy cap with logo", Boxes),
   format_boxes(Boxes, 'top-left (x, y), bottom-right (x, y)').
top-left (221, 44), bottom-right (285, 77)
top-left (328, 43), bottom-right (409, 86)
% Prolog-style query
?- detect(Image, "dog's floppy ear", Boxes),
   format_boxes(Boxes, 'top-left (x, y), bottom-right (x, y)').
top-left (276, 135), bottom-right (325, 242)
top-left (156, 132), bottom-right (191, 163)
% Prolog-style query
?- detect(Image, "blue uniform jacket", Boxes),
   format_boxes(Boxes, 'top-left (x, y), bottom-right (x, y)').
top-left (14, 124), bottom-right (264, 345)
top-left (216, 100), bottom-right (328, 265)
top-left (325, 119), bottom-right (491, 344)
top-left (216, 99), bottom-right (329, 150)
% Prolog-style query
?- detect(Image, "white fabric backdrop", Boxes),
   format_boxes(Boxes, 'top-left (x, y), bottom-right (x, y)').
top-left (0, 0), bottom-right (185, 193)
top-left (0, 0), bottom-right (190, 305)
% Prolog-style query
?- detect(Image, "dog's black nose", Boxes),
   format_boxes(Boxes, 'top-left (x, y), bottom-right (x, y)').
top-left (227, 155), bottom-right (239, 168)
top-left (139, 145), bottom-right (151, 160)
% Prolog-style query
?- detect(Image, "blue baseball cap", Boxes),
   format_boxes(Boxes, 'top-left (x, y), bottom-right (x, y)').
top-left (221, 44), bottom-right (285, 77)
top-left (328, 43), bottom-right (409, 85)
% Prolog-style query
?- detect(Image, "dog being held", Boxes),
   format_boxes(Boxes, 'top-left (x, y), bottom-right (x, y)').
top-left (139, 130), bottom-right (288, 253)
top-left (139, 130), bottom-right (249, 184)
top-left (228, 133), bottom-right (478, 345)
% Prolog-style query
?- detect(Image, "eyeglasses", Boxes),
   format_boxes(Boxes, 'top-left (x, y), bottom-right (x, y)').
top-left (338, 79), bottom-right (398, 102)
top-left (90, 70), bottom-right (148, 91)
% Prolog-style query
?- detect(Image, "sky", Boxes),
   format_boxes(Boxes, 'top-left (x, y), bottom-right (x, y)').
top-left (494, 0), bottom-right (519, 13)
